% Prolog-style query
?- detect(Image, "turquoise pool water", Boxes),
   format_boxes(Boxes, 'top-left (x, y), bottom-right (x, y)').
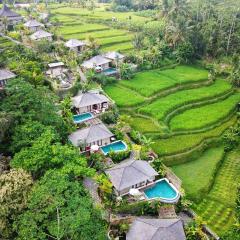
top-left (144, 179), bottom-right (178, 201)
top-left (103, 68), bottom-right (118, 75)
top-left (101, 141), bottom-right (127, 155)
top-left (73, 112), bottom-right (93, 123)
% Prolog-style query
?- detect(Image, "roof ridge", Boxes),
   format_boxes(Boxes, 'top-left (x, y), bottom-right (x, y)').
top-left (150, 219), bottom-right (180, 240)
top-left (131, 161), bottom-right (154, 178)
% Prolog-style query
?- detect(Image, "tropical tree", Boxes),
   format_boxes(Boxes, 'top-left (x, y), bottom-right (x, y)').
top-left (0, 169), bottom-right (33, 239)
top-left (60, 96), bottom-right (76, 133)
top-left (11, 128), bottom-right (94, 179)
top-left (119, 63), bottom-right (133, 80)
top-left (13, 171), bottom-right (107, 240)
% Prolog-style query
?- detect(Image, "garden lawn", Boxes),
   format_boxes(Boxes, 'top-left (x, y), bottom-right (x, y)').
top-left (193, 149), bottom-right (240, 234)
top-left (120, 65), bottom-right (209, 97)
top-left (140, 79), bottom-right (232, 121)
top-left (104, 84), bottom-right (145, 107)
top-left (169, 93), bottom-right (240, 131)
top-left (172, 147), bottom-right (225, 199)
top-left (151, 116), bottom-right (237, 158)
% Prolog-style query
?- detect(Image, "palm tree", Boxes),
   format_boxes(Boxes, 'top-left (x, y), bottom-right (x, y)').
top-left (140, 135), bottom-right (154, 148)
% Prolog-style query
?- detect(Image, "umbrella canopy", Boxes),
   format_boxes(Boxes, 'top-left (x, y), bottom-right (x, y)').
top-left (91, 145), bottom-right (100, 151)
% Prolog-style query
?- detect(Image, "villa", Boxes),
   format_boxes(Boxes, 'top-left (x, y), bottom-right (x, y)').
top-left (68, 123), bottom-right (114, 152)
top-left (0, 69), bottom-right (16, 89)
top-left (105, 159), bottom-right (158, 196)
top-left (0, 4), bottom-right (23, 30)
top-left (72, 91), bottom-right (110, 114)
top-left (104, 51), bottom-right (125, 67)
top-left (65, 39), bottom-right (87, 53)
top-left (81, 55), bottom-right (112, 72)
top-left (46, 62), bottom-right (66, 77)
top-left (126, 218), bottom-right (186, 240)
top-left (30, 30), bottom-right (53, 41)
top-left (24, 19), bottom-right (44, 32)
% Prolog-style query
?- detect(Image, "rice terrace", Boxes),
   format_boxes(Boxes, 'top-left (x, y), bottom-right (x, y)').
top-left (0, 0), bottom-right (239, 240)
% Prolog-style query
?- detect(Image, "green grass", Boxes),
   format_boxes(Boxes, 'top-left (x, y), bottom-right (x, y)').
top-left (193, 149), bottom-right (240, 234)
top-left (125, 115), bottom-right (161, 133)
top-left (104, 84), bottom-right (145, 107)
top-left (119, 65), bottom-right (209, 97)
top-left (140, 79), bottom-right (232, 121)
top-left (169, 93), bottom-right (239, 131)
top-left (172, 147), bottom-right (225, 199)
top-left (151, 116), bottom-right (236, 157)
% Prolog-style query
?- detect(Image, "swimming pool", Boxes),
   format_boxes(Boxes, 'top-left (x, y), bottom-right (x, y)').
top-left (100, 140), bottom-right (127, 155)
top-left (103, 68), bottom-right (118, 76)
top-left (144, 179), bottom-right (179, 203)
top-left (73, 112), bottom-right (93, 123)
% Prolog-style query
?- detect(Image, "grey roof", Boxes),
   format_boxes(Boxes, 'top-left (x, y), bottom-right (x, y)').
top-left (72, 91), bottom-right (110, 108)
top-left (24, 19), bottom-right (43, 28)
top-left (0, 69), bottom-right (16, 81)
top-left (69, 123), bottom-right (114, 146)
top-left (105, 159), bottom-right (158, 192)
top-left (81, 55), bottom-right (111, 69)
top-left (0, 4), bottom-right (22, 18)
top-left (127, 218), bottom-right (186, 240)
top-left (65, 39), bottom-right (87, 48)
top-left (104, 51), bottom-right (125, 60)
top-left (48, 62), bottom-right (64, 68)
top-left (30, 30), bottom-right (52, 40)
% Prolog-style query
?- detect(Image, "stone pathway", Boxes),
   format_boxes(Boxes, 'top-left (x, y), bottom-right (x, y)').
top-left (83, 177), bottom-right (102, 206)
top-left (77, 66), bottom-right (87, 83)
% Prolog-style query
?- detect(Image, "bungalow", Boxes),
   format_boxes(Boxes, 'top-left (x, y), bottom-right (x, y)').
top-left (126, 218), bottom-right (186, 240)
top-left (0, 4), bottom-right (23, 30)
top-left (65, 39), bottom-right (87, 53)
top-left (104, 51), bottom-right (125, 67)
top-left (46, 62), bottom-right (66, 77)
top-left (68, 123), bottom-right (114, 152)
top-left (72, 91), bottom-right (110, 114)
top-left (105, 159), bottom-right (158, 196)
top-left (30, 30), bottom-right (53, 41)
top-left (81, 55), bottom-right (111, 71)
top-left (24, 19), bottom-right (44, 32)
top-left (0, 69), bottom-right (16, 89)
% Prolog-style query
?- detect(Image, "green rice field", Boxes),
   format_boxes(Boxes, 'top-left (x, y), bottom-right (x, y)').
top-left (50, 5), bottom-right (150, 52)
top-left (169, 94), bottom-right (239, 131)
top-left (0, 37), bottom-right (15, 49)
top-left (139, 79), bottom-right (232, 120)
top-left (105, 64), bottom-right (239, 234)
top-left (119, 65), bottom-right (208, 97)
top-left (172, 147), bottom-right (225, 199)
top-left (193, 149), bottom-right (240, 234)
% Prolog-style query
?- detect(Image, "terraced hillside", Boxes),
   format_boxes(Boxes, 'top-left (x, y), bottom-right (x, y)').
top-left (50, 5), bottom-right (149, 52)
top-left (0, 36), bottom-right (15, 50)
top-left (104, 64), bottom-right (240, 234)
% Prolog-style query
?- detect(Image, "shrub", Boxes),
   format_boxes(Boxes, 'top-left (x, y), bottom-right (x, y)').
top-left (101, 109), bottom-right (119, 124)
top-left (113, 5), bottom-right (129, 12)
top-left (108, 150), bottom-right (130, 163)
top-left (116, 200), bottom-right (160, 216)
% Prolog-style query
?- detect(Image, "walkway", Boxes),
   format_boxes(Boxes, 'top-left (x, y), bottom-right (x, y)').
top-left (83, 177), bottom-right (102, 206)
top-left (77, 66), bottom-right (87, 83)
